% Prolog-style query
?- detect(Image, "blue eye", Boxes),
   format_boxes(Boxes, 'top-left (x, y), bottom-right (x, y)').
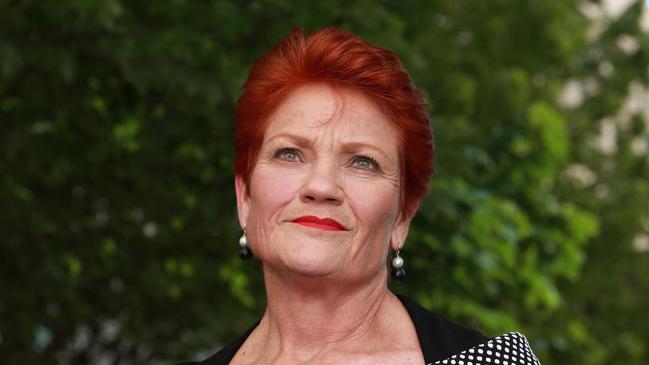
top-left (275, 148), bottom-right (301, 161)
top-left (351, 156), bottom-right (379, 171)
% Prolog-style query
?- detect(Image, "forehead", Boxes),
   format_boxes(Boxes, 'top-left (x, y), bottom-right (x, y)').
top-left (263, 84), bottom-right (399, 146)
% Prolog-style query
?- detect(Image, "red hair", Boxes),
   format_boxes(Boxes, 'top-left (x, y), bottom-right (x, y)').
top-left (234, 26), bottom-right (434, 218)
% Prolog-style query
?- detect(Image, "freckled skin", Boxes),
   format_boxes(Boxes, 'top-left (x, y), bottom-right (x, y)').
top-left (236, 84), bottom-right (409, 282)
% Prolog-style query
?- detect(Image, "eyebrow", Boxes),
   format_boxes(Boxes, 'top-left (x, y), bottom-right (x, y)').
top-left (266, 133), bottom-right (394, 162)
top-left (266, 133), bottom-right (312, 148)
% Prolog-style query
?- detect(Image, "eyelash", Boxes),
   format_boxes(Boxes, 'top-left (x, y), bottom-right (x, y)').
top-left (273, 147), bottom-right (380, 172)
top-left (350, 155), bottom-right (380, 171)
top-left (274, 147), bottom-right (301, 161)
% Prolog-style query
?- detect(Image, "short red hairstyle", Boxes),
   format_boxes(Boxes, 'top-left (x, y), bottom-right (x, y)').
top-left (234, 26), bottom-right (434, 219)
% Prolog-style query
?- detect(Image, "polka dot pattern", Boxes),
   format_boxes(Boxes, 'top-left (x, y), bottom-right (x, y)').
top-left (431, 332), bottom-right (541, 365)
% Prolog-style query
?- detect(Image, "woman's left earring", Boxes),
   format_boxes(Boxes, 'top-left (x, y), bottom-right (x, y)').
top-left (238, 229), bottom-right (253, 260)
top-left (391, 250), bottom-right (405, 282)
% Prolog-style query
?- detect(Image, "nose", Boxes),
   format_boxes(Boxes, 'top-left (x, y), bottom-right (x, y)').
top-left (299, 160), bottom-right (344, 205)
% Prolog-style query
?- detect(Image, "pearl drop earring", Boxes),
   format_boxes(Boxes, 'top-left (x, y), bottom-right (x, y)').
top-left (238, 229), bottom-right (253, 260)
top-left (391, 249), bottom-right (405, 281)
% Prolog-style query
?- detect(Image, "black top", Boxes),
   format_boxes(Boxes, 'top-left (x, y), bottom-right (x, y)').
top-left (181, 294), bottom-right (487, 365)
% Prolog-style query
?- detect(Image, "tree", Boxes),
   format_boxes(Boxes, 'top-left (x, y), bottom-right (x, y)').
top-left (1, 1), bottom-right (647, 364)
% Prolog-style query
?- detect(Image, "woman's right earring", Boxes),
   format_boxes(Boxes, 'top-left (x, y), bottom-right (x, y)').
top-left (238, 229), bottom-right (253, 260)
top-left (391, 250), bottom-right (405, 282)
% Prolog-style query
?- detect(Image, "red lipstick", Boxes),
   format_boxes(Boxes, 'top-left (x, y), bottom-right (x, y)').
top-left (291, 216), bottom-right (346, 231)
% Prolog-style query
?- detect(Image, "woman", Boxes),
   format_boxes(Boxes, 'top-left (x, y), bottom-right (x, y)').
top-left (187, 27), bottom-right (541, 364)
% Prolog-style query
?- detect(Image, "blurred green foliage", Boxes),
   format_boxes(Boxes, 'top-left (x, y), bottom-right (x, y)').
top-left (1, 0), bottom-right (648, 364)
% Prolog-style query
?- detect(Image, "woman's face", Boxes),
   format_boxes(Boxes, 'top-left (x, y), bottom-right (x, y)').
top-left (236, 84), bottom-right (411, 282)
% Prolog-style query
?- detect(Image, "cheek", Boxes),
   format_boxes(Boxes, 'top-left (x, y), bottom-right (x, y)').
top-left (347, 181), bottom-right (400, 229)
top-left (249, 167), bottom-right (300, 220)
top-left (345, 180), bottom-right (400, 272)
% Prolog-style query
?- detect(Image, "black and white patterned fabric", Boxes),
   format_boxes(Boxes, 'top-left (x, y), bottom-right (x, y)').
top-left (432, 332), bottom-right (541, 365)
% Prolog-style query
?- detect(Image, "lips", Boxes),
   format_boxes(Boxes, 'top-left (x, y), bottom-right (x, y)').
top-left (291, 215), bottom-right (347, 231)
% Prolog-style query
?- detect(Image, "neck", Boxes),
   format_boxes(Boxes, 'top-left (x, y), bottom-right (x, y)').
top-left (256, 266), bottom-right (395, 361)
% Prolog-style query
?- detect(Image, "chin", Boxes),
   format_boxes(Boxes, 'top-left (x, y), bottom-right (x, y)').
top-left (279, 242), bottom-right (342, 278)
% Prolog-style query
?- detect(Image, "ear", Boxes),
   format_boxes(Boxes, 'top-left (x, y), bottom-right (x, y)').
top-left (390, 212), bottom-right (413, 252)
top-left (235, 175), bottom-right (251, 229)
